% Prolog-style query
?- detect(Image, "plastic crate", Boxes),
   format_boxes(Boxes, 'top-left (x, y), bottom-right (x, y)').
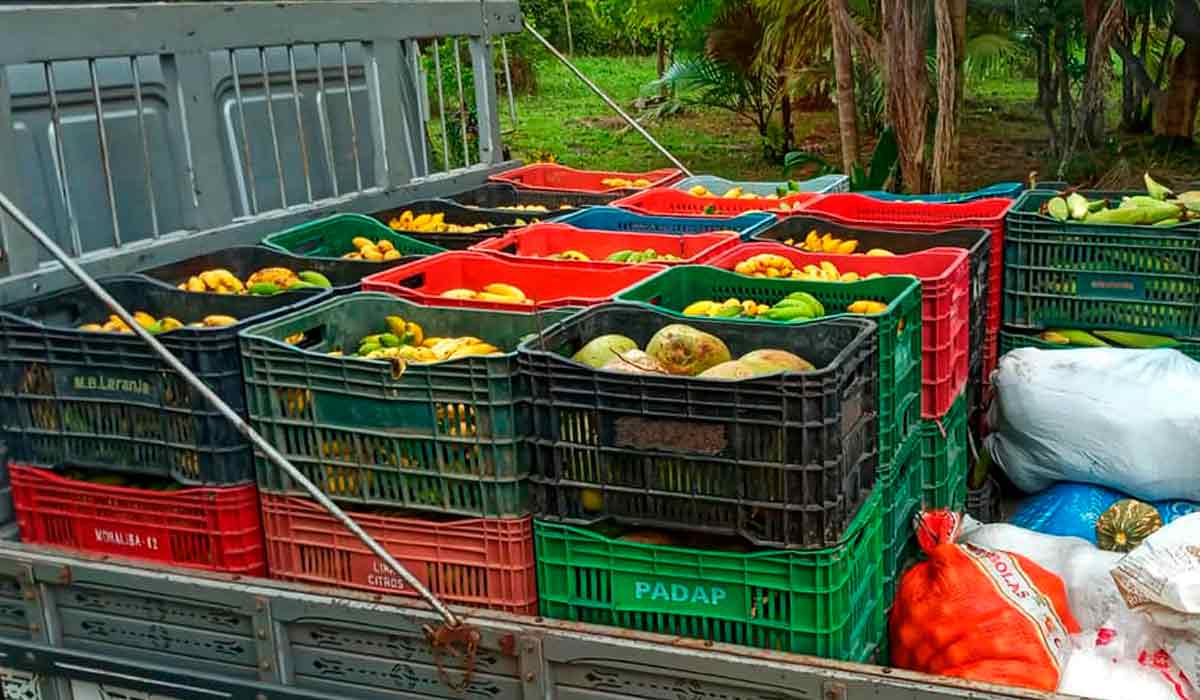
top-left (9, 464), bottom-right (265, 574)
top-left (803, 195), bottom-right (1011, 379)
top-left (449, 182), bottom-right (618, 216)
top-left (551, 206), bottom-right (776, 240)
top-left (1004, 190), bottom-right (1200, 336)
top-left (880, 433), bottom-right (922, 608)
top-left (260, 492), bottom-right (537, 613)
top-left (470, 224), bottom-right (741, 267)
top-left (370, 200), bottom-right (541, 250)
top-left (672, 174), bottom-right (850, 196)
top-left (0, 276), bottom-right (329, 484)
top-left (707, 243), bottom-right (970, 419)
top-left (520, 303), bottom-right (878, 549)
top-left (138, 245), bottom-right (431, 296)
top-left (997, 327), bottom-right (1200, 362)
top-left (613, 188), bottom-right (816, 218)
top-left (361, 251), bottom-right (665, 311)
top-left (534, 487), bottom-right (884, 660)
top-left (615, 264), bottom-right (920, 467)
top-left (918, 392), bottom-right (968, 510)
top-left (859, 182), bottom-right (1024, 203)
top-left (239, 292), bottom-right (577, 516)
top-left (489, 163), bottom-right (683, 193)
top-left (260, 213), bottom-right (445, 263)
top-left (752, 216), bottom-right (991, 391)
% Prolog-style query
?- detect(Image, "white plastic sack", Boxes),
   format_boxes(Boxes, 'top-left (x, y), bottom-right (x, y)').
top-left (1060, 630), bottom-right (1196, 700)
top-left (986, 347), bottom-right (1200, 501)
top-left (960, 517), bottom-right (1128, 631)
top-left (1112, 513), bottom-right (1200, 690)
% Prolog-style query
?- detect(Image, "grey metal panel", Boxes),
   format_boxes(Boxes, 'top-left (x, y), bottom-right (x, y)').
top-left (0, 67), bottom-right (37, 277)
top-left (468, 37), bottom-right (502, 166)
top-left (364, 40), bottom-right (415, 189)
top-left (0, 545), bottom-right (1083, 700)
top-left (158, 53), bottom-right (232, 232)
top-left (0, 2), bottom-right (522, 65)
top-left (0, 164), bottom-right (512, 305)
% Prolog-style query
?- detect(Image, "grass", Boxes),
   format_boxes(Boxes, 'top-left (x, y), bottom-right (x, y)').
top-left (479, 53), bottom-right (1198, 192)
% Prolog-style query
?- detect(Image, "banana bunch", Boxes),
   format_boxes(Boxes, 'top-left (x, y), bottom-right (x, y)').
top-left (847, 300), bottom-right (889, 314)
top-left (682, 298), bottom-right (772, 318)
top-left (687, 180), bottom-right (805, 200)
top-left (733, 253), bottom-right (795, 278)
top-left (388, 210), bottom-right (511, 234)
top-left (178, 267), bottom-right (331, 295)
top-left (606, 248), bottom-right (680, 263)
top-left (549, 250), bottom-right (591, 261)
top-left (440, 283), bottom-right (533, 305)
top-left (682, 292), bottom-right (826, 323)
top-left (781, 231), bottom-right (895, 257)
top-left (792, 260), bottom-right (884, 283)
top-left (344, 236), bottom-right (405, 262)
top-left (602, 177), bottom-right (653, 189)
top-left (78, 311), bottom-right (236, 334)
top-left (1038, 328), bottom-right (1180, 348)
top-left (493, 203), bottom-right (559, 212)
top-left (1043, 173), bottom-right (1200, 227)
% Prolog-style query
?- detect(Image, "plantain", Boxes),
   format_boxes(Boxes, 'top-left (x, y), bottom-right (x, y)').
top-left (1092, 330), bottom-right (1180, 348)
top-left (1050, 329), bottom-right (1109, 347)
top-left (203, 315), bottom-right (238, 328)
top-left (248, 282), bottom-right (281, 296)
top-left (298, 271), bottom-right (333, 288)
top-left (1145, 172), bottom-right (1174, 201)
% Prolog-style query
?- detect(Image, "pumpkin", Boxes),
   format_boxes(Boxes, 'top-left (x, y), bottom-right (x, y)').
top-left (1095, 499), bottom-right (1162, 552)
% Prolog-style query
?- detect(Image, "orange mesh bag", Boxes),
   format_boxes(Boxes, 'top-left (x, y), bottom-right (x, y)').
top-left (890, 510), bottom-right (1081, 692)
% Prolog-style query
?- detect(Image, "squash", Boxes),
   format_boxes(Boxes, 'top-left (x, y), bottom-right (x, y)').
top-left (1095, 499), bottom-right (1162, 552)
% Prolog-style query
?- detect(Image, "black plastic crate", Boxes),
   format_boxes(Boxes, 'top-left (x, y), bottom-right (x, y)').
top-left (519, 303), bottom-right (879, 549)
top-left (137, 245), bottom-right (426, 295)
top-left (754, 215), bottom-right (991, 383)
top-left (449, 183), bottom-right (616, 217)
top-left (0, 276), bottom-right (329, 484)
top-left (371, 199), bottom-right (538, 250)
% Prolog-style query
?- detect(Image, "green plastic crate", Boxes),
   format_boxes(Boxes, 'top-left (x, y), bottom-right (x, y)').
top-left (879, 431), bottom-right (921, 609)
top-left (615, 265), bottom-right (921, 467)
top-left (534, 488), bottom-right (884, 660)
top-left (238, 292), bottom-right (577, 516)
top-left (261, 213), bottom-right (445, 261)
top-left (998, 328), bottom-right (1200, 362)
top-left (1004, 191), bottom-right (1200, 335)
top-left (918, 392), bottom-right (968, 510)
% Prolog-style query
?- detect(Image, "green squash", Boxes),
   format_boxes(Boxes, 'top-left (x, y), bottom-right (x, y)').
top-left (1095, 499), bottom-right (1162, 553)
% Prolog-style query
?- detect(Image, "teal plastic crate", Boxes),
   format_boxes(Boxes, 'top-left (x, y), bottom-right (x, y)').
top-left (615, 264), bottom-right (921, 467)
top-left (918, 392), bottom-right (968, 510)
top-left (535, 488), bottom-right (884, 660)
top-left (238, 292), bottom-right (577, 516)
top-left (1004, 190), bottom-right (1200, 335)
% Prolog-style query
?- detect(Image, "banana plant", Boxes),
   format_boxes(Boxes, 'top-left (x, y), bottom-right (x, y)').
top-left (782, 127), bottom-right (898, 191)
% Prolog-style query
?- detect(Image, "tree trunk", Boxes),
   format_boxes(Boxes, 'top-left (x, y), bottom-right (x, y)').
top-left (827, 0), bottom-right (861, 173)
top-left (932, 0), bottom-right (966, 192)
top-left (1160, 41), bottom-right (1200, 139)
top-left (1082, 0), bottom-right (1106, 142)
top-left (882, 0), bottom-right (931, 192)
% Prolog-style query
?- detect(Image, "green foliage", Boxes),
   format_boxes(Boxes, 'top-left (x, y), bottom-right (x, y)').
top-left (651, 54), bottom-right (782, 152)
top-left (782, 128), bottom-right (898, 191)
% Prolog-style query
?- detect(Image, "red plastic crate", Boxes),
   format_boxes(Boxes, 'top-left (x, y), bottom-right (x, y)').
top-left (612, 188), bottom-right (817, 218)
top-left (489, 163), bottom-right (682, 193)
top-left (801, 194), bottom-right (1011, 381)
top-left (260, 492), bottom-right (537, 613)
top-left (707, 242), bottom-right (970, 417)
top-left (10, 464), bottom-right (265, 574)
top-left (469, 223), bottom-right (741, 266)
top-left (361, 251), bottom-right (665, 311)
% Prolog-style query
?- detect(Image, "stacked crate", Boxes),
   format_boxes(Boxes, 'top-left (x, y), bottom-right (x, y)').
top-left (238, 292), bottom-right (584, 613)
top-left (522, 301), bottom-right (884, 661)
top-left (0, 276), bottom-right (332, 573)
top-left (1001, 189), bottom-right (1200, 360)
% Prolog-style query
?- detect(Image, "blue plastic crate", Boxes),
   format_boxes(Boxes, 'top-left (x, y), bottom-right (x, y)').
top-left (860, 182), bottom-right (1024, 203)
top-left (551, 206), bottom-right (775, 240)
top-left (673, 174), bottom-right (850, 197)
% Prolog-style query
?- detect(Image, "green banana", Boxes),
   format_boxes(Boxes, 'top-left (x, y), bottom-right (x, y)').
top-left (248, 282), bottom-right (281, 295)
top-left (712, 304), bottom-right (742, 318)
top-left (786, 291), bottom-right (825, 317)
top-left (1145, 172), bottom-right (1174, 201)
top-left (1091, 330), bottom-right (1180, 348)
top-left (606, 250), bottom-right (633, 263)
top-left (1050, 329), bottom-right (1109, 347)
top-left (357, 342), bottom-right (381, 356)
top-left (775, 185), bottom-right (789, 197)
top-left (1066, 192), bottom-right (1089, 220)
top-left (378, 333), bottom-right (402, 348)
top-left (1046, 196), bottom-right (1070, 221)
top-left (298, 270), bottom-right (333, 288)
top-left (288, 281), bottom-right (321, 291)
top-left (1154, 218), bottom-right (1181, 227)
top-left (764, 306), bottom-right (814, 322)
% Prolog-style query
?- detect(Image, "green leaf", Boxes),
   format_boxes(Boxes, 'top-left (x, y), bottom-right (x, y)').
top-left (782, 150), bottom-right (835, 177)
top-left (863, 127), bottom-right (898, 191)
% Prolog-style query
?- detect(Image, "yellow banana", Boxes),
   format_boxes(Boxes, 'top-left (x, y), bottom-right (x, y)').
top-left (482, 283), bottom-right (527, 301)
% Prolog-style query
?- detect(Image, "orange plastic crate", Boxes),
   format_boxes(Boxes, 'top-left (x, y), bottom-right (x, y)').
top-left (10, 464), bottom-right (265, 574)
top-left (261, 492), bottom-right (537, 613)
